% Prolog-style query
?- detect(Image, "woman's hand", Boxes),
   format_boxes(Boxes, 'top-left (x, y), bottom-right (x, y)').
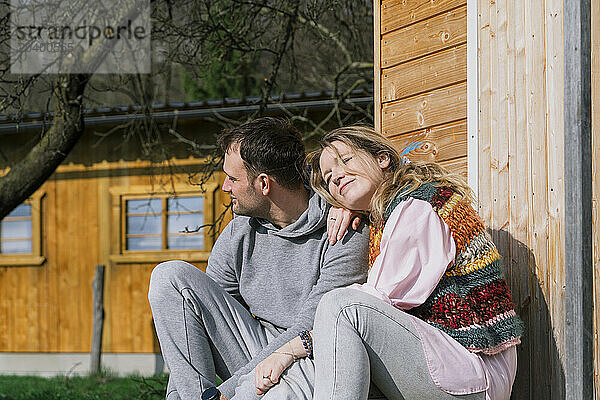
top-left (254, 351), bottom-right (294, 395)
top-left (327, 207), bottom-right (362, 245)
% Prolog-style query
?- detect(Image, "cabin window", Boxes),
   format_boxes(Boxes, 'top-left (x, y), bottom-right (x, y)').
top-left (124, 195), bottom-right (204, 251)
top-left (0, 192), bottom-right (45, 266)
top-left (110, 183), bottom-right (221, 264)
top-left (0, 204), bottom-right (33, 254)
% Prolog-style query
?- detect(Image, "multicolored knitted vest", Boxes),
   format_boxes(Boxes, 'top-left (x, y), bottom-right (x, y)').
top-left (369, 183), bottom-right (523, 355)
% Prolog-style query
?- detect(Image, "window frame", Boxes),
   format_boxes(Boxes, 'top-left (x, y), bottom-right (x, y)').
top-left (0, 192), bottom-right (46, 266)
top-left (109, 184), bottom-right (217, 264)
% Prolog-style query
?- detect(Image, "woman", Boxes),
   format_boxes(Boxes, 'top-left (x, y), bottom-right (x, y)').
top-left (304, 126), bottom-right (523, 400)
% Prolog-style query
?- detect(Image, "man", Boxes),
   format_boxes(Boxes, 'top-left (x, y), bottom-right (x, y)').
top-left (148, 117), bottom-right (369, 400)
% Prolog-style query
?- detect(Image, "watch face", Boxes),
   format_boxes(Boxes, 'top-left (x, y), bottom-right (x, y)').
top-left (201, 387), bottom-right (219, 400)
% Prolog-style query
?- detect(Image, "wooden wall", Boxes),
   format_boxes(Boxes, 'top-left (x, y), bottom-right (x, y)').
top-left (374, 0), bottom-right (467, 177)
top-left (477, 0), bottom-right (566, 398)
top-left (593, 0), bottom-right (600, 396)
top-left (0, 150), bottom-right (230, 353)
top-left (374, 0), bottom-right (600, 398)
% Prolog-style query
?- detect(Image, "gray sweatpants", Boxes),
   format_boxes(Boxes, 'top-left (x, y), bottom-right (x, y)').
top-left (148, 260), bottom-right (314, 400)
top-left (313, 288), bottom-right (487, 400)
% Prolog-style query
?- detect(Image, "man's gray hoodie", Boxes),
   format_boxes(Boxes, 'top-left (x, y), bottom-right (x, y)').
top-left (206, 191), bottom-right (369, 397)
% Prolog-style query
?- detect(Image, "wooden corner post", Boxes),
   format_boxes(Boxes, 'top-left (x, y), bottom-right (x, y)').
top-left (564, 0), bottom-right (593, 398)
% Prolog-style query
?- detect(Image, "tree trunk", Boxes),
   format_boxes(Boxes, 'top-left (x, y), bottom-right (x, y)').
top-left (0, 74), bottom-right (90, 219)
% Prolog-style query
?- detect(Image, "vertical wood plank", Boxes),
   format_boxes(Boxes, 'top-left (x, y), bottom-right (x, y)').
top-left (508, 0), bottom-right (533, 396)
top-left (131, 264), bottom-right (144, 352)
top-left (0, 268), bottom-right (6, 350)
top-left (130, 265), bottom-right (155, 352)
top-left (525, 0), bottom-right (552, 396)
top-left (37, 187), bottom-right (49, 352)
top-left (467, 0), bottom-right (479, 199)
top-left (544, 0), bottom-right (566, 397)
top-left (477, 0), bottom-right (492, 226)
top-left (56, 177), bottom-right (73, 351)
top-left (81, 176), bottom-right (98, 352)
top-left (46, 179), bottom-right (60, 352)
top-left (13, 267), bottom-right (25, 350)
top-left (490, 0), bottom-right (511, 289)
top-left (374, 0), bottom-right (382, 133)
top-left (27, 265), bottom-right (40, 351)
top-left (97, 175), bottom-right (113, 353)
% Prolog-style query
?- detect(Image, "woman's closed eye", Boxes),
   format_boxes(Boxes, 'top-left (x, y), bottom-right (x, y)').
top-left (326, 157), bottom-right (352, 183)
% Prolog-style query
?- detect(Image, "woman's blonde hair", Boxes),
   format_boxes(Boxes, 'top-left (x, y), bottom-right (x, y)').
top-left (307, 126), bottom-right (472, 223)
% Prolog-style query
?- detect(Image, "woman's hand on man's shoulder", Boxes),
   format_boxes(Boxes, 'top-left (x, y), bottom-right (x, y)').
top-left (327, 207), bottom-right (363, 245)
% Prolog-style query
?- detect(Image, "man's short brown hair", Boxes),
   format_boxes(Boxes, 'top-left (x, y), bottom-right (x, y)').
top-left (217, 117), bottom-right (306, 189)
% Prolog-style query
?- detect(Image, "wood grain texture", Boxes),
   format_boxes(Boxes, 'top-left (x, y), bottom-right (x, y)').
top-left (489, 0), bottom-right (511, 325)
top-left (374, 0), bottom-right (382, 133)
top-left (526, 0), bottom-right (553, 397)
top-left (439, 156), bottom-right (466, 178)
top-left (381, 44), bottom-right (466, 103)
top-left (389, 120), bottom-right (467, 163)
top-left (506, 0), bottom-right (532, 396)
top-left (477, 0), bottom-right (492, 235)
top-left (45, 180), bottom-right (60, 352)
top-left (0, 268), bottom-right (7, 350)
top-left (381, 0), bottom-right (464, 34)
top-left (379, 0), bottom-right (580, 395)
top-left (381, 5), bottom-right (466, 68)
top-left (543, 0), bottom-right (565, 397)
top-left (382, 81), bottom-right (466, 136)
top-left (476, 0), bottom-right (567, 397)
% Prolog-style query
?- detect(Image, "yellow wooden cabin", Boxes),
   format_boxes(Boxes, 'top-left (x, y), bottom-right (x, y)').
top-left (0, 91), bottom-right (372, 376)
top-left (373, 0), bottom-right (600, 398)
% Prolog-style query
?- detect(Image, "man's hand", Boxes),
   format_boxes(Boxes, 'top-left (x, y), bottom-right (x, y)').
top-left (327, 207), bottom-right (362, 245)
top-left (220, 395), bottom-right (228, 400)
top-left (254, 352), bottom-right (294, 395)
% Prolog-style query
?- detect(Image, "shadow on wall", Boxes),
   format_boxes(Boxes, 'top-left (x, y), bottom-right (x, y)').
top-left (490, 229), bottom-right (565, 400)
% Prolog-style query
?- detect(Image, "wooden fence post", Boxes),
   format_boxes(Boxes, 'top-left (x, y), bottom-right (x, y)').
top-left (564, 0), bottom-right (593, 398)
top-left (90, 264), bottom-right (105, 374)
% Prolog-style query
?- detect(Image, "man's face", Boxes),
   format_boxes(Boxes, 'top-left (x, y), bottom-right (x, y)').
top-left (222, 144), bottom-right (267, 217)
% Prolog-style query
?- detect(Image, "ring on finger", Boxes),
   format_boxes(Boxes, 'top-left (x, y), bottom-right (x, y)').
top-left (329, 217), bottom-right (337, 221)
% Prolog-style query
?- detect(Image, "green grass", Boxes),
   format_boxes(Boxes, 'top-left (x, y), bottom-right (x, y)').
top-left (0, 373), bottom-right (168, 400)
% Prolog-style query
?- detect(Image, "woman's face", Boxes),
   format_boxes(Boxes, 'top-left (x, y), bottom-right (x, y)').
top-left (319, 140), bottom-right (389, 211)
